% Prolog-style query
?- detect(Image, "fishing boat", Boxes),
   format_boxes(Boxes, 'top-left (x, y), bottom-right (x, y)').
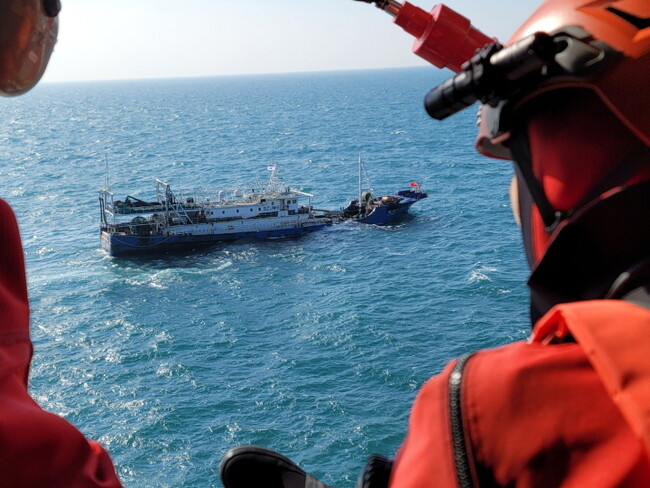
top-left (339, 156), bottom-right (428, 225)
top-left (99, 167), bottom-right (332, 256)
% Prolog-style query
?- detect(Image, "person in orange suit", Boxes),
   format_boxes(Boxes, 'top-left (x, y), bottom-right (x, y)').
top-left (0, 1), bottom-right (122, 486)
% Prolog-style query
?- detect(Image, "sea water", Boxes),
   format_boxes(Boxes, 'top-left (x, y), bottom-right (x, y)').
top-left (0, 67), bottom-right (530, 487)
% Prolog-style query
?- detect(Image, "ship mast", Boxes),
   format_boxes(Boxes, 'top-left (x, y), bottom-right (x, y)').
top-left (358, 155), bottom-right (362, 218)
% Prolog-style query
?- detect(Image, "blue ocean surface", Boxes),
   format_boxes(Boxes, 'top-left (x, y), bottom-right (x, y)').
top-left (0, 67), bottom-right (530, 487)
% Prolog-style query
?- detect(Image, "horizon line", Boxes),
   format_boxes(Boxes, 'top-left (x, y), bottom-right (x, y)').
top-left (42, 64), bottom-right (438, 86)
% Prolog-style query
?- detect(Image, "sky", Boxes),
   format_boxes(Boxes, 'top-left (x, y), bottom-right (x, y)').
top-left (43, 0), bottom-right (542, 84)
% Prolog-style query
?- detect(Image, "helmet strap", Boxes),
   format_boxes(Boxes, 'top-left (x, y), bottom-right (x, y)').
top-left (527, 180), bottom-right (650, 323)
top-left (508, 128), bottom-right (565, 232)
top-left (509, 125), bottom-right (650, 235)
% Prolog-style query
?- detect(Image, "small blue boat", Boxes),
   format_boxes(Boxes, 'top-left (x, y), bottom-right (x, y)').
top-left (99, 168), bottom-right (332, 257)
top-left (340, 156), bottom-right (428, 225)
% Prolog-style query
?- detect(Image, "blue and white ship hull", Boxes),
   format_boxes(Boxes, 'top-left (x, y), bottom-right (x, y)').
top-left (101, 220), bottom-right (328, 256)
top-left (338, 156), bottom-right (428, 225)
top-left (99, 170), bottom-right (332, 257)
top-left (357, 199), bottom-right (417, 225)
top-left (341, 187), bottom-right (428, 225)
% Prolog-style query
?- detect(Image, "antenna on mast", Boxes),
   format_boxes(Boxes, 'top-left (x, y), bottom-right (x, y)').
top-left (104, 151), bottom-right (110, 190)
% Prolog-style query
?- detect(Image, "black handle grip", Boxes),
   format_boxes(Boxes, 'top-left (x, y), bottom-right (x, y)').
top-left (424, 42), bottom-right (500, 120)
top-left (423, 33), bottom-right (557, 120)
top-left (424, 64), bottom-right (483, 120)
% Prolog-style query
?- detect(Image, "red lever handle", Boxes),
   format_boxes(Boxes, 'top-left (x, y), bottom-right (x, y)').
top-left (390, 2), bottom-right (494, 73)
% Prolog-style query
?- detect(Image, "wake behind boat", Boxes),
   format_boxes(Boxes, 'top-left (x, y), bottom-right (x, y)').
top-left (99, 167), bottom-right (331, 257)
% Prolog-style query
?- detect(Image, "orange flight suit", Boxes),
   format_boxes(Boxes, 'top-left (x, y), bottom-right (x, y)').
top-left (0, 199), bottom-right (123, 488)
top-left (390, 300), bottom-right (650, 488)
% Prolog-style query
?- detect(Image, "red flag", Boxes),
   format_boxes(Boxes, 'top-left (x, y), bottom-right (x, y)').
top-left (410, 182), bottom-right (418, 187)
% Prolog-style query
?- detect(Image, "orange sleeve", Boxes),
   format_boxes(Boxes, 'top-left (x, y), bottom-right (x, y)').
top-left (534, 301), bottom-right (650, 455)
top-left (389, 361), bottom-right (459, 488)
top-left (390, 332), bottom-right (650, 488)
top-left (0, 199), bottom-right (123, 488)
